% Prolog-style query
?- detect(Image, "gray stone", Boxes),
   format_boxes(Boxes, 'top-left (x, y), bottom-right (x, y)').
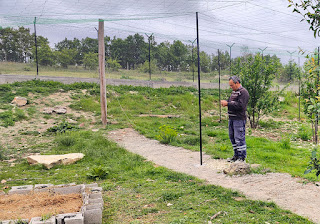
top-left (27, 153), bottom-right (85, 169)
top-left (84, 203), bottom-right (103, 211)
top-left (56, 213), bottom-right (83, 224)
top-left (89, 192), bottom-right (102, 199)
top-left (11, 96), bottom-right (27, 107)
top-left (34, 184), bottom-right (54, 192)
top-left (54, 106), bottom-right (67, 114)
top-left (53, 185), bottom-right (82, 195)
top-left (29, 216), bottom-right (56, 224)
top-left (85, 183), bottom-right (98, 188)
top-left (88, 198), bottom-right (104, 205)
top-left (89, 187), bottom-right (102, 193)
top-left (83, 208), bottom-right (102, 224)
top-left (43, 107), bottom-right (54, 114)
top-left (223, 161), bottom-right (251, 175)
top-left (8, 185), bottom-right (33, 195)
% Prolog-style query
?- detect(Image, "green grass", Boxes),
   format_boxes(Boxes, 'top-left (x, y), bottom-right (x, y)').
top-left (0, 80), bottom-right (316, 223)
top-left (0, 62), bottom-right (231, 83)
top-left (0, 130), bottom-right (312, 223)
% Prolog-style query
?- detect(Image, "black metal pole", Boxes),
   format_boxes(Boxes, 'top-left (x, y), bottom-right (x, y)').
top-left (34, 17), bottom-right (39, 78)
top-left (317, 47), bottom-right (319, 144)
top-left (196, 12), bottom-right (203, 165)
top-left (298, 56), bottom-right (301, 121)
top-left (218, 49), bottom-right (221, 122)
top-left (145, 33), bottom-right (153, 81)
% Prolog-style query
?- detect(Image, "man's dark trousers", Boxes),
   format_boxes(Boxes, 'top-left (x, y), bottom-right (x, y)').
top-left (228, 119), bottom-right (246, 159)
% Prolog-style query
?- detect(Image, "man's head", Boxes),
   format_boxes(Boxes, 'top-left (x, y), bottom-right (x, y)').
top-left (229, 76), bottom-right (241, 91)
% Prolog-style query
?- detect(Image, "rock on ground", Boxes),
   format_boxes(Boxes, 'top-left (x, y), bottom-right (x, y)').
top-left (27, 153), bottom-right (84, 169)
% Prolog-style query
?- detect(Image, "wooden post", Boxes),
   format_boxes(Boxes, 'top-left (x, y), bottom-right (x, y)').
top-left (99, 19), bottom-right (107, 125)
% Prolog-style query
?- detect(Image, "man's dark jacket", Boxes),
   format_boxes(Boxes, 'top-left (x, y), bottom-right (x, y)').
top-left (227, 86), bottom-right (249, 120)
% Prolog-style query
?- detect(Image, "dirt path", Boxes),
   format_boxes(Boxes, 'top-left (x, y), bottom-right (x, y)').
top-left (108, 128), bottom-right (320, 224)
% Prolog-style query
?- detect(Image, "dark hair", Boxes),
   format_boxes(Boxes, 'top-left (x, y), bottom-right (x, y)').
top-left (229, 76), bottom-right (241, 84)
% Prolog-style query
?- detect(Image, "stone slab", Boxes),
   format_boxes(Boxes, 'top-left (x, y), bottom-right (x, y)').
top-left (8, 185), bottom-right (33, 195)
top-left (27, 153), bottom-right (84, 169)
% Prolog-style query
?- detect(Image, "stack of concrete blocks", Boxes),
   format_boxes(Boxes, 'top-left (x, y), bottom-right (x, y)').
top-left (0, 183), bottom-right (103, 224)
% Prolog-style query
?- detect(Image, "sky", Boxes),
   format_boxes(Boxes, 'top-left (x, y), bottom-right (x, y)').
top-left (1, 0), bottom-right (320, 64)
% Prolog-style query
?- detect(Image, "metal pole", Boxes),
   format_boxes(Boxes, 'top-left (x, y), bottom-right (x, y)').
top-left (189, 38), bottom-right (197, 82)
top-left (145, 33), bottom-right (153, 81)
top-left (258, 47), bottom-right (267, 59)
top-left (34, 17), bottom-right (39, 78)
top-left (196, 12), bottom-right (203, 165)
top-left (218, 49), bottom-right (221, 122)
top-left (298, 56), bottom-right (301, 121)
top-left (226, 43), bottom-right (235, 74)
top-left (317, 47), bottom-right (319, 144)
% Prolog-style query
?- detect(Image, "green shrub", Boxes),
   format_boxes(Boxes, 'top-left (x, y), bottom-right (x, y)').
top-left (157, 125), bottom-right (177, 144)
top-left (56, 134), bottom-right (76, 147)
top-left (298, 125), bottom-right (312, 141)
top-left (14, 108), bottom-right (28, 121)
top-left (46, 121), bottom-right (79, 133)
top-left (86, 165), bottom-right (110, 180)
top-left (279, 136), bottom-right (291, 149)
top-left (305, 148), bottom-right (320, 179)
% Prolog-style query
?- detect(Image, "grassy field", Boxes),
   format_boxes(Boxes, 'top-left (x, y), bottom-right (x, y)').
top-left (0, 62), bottom-right (231, 83)
top-left (0, 80), bottom-right (316, 223)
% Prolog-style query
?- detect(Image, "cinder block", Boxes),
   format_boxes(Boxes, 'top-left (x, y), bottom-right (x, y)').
top-left (83, 208), bottom-right (102, 224)
top-left (88, 198), bottom-right (103, 205)
top-left (34, 184), bottom-right (54, 192)
top-left (89, 187), bottom-right (102, 193)
top-left (56, 213), bottom-right (83, 224)
top-left (8, 185), bottom-right (33, 195)
top-left (85, 183), bottom-right (98, 188)
top-left (84, 203), bottom-right (103, 211)
top-left (29, 216), bottom-right (56, 224)
top-left (53, 185), bottom-right (82, 194)
top-left (89, 192), bottom-right (102, 199)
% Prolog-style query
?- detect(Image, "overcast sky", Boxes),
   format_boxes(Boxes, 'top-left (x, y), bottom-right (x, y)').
top-left (1, 0), bottom-right (319, 63)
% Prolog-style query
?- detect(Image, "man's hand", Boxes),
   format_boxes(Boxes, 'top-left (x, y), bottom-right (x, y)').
top-left (221, 100), bottom-right (228, 107)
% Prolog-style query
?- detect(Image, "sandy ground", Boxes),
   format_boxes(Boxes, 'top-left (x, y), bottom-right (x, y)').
top-left (108, 128), bottom-right (320, 224)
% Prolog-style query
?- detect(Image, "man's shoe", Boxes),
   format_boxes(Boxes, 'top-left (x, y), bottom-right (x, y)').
top-left (227, 156), bottom-right (238, 162)
top-left (236, 157), bottom-right (246, 162)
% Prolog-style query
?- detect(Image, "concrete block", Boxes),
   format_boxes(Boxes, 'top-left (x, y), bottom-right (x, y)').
top-left (8, 185), bottom-right (33, 195)
top-left (89, 187), bottom-right (102, 193)
top-left (84, 203), bottom-right (103, 211)
top-left (83, 208), bottom-right (102, 224)
top-left (29, 216), bottom-right (56, 224)
top-left (89, 192), bottom-right (102, 199)
top-left (85, 183), bottom-right (98, 188)
top-left (34, 184), bottom-right (54, 192)
top-left (56, 213), bottom-right (83, 224)
top-left (88, 198), bottom-right (103, 205)
top-left (53, 185), bottom-right (82, 194)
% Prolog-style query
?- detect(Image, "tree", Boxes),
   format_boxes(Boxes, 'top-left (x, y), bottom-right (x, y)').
top-left (199, 51), bottom-right (211, 73)
top-left (31, 36), bottom-right (55, 66)
top-left (288, 0), bottom-right (320, 37)
top-left (55, 49), bottom-right (77, 68)
top-left (83, 52), bottom-right (98, 70)
top-left (169, 40), bottom-right (188, 71)
top-left (55, 38), bottom-right (82, 65)
top-left (154, 41), bottom-right (170, 71)
top-left (233, 53), bottom-right (282, 128)
top-left (280, 60), bottom-right (301, 82)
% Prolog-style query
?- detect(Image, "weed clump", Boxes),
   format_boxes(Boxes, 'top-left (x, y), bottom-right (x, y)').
top-left (157, 125), bottom-right (177, 144)
top-left (46, 121), bottom-right (78, 134)
top-left (86, 165), bottom-right (110, 180)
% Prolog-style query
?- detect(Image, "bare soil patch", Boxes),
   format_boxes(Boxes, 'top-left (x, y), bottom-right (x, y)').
top-left (0, 192), bottom-right (82, 220)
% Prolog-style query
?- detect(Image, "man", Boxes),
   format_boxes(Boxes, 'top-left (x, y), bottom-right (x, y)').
top-left (221, 76), bottom-right (249, 162)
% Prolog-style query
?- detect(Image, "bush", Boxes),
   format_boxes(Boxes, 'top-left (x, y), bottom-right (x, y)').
top-left (157, 125), bottom-right (177, 144)
top-left (86, 165), bottom-right (110, 180)
top-left (46, 121), bottom-right (78, 133)
top-left (298, 125), bottom-right (312, 141)
top-left (305, 148), bottom-right (320, 179)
